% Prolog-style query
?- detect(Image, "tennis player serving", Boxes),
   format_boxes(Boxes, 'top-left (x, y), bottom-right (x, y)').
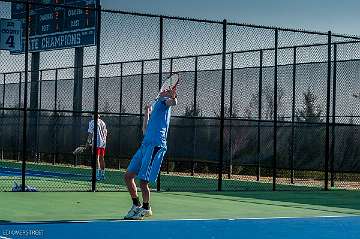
top-left (123, 73), bottom-right (179, 220)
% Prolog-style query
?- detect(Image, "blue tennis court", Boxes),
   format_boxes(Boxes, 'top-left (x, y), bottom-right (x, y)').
top-left (0, 167), bottom-right (90, 180)
top-left (1, 216), bottom-right (359, 239)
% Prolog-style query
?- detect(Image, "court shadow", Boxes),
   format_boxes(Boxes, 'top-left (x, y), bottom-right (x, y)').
top-left (0, 218), bottom-right (123, 225)
top-left (165, 190), bottom-right (360, 215)
top-left (0, 220), bottom-right (13, 224)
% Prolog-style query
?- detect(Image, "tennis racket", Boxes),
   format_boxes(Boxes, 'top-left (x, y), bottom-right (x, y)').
top-left (73, 145), bottom-right (90, 155)
top-left (156, 73), bottom-right (180, 99)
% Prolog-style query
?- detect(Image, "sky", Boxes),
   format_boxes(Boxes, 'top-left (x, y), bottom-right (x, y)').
top-left (101, 0), bottom-right (360, 36)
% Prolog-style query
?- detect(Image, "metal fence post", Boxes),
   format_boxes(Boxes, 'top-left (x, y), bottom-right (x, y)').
top-left (22, 1), bottom-right (30, 192)
top-left (218, 19), bottom-right (227, 191)
top-left (29, 51), bottom-right (40, 163)
top-left (228, 53), bottom-right (234, 179)
top-left (157, 16), bottom-right (164, 192)
top-left (19, 72), bottom-right (22, 107)
top-left (193, 56), bottom-right (198, 117)
top-left (53, 69), bottom-right (58, 165)
top-left (73, 47), bottom-right (84, 165)
top-left (257, 50), bottom-right (263, 181)
top-left (36, 70), bottom-right (42, 163)
top-left (158, 17), bottom-right (164, 91)
top-left (119, 63), bottom-right (123, 114)
top-left (330, 43), bottom-right (337, 188)
top-left (92, 2), bottom-right (102, 192)
top-left (192, 56), bottom-right (198, 176)
top-left (166, 58), bottom-right (173, 174)
top-left (140, 60), bottom-right (144, 142)
top-left (324, 31), bottom-right (332, 191)
top-left (290, 46), bottom-right (297, 184)
top-left (17, 72), bottom-right (22, 161)
top-left (140, 61), bottom-right (144, 115)
top-left (273, 28), bottom-right (278, 191)
top-left (118, 63), bottom-right (123, 169)
top-left (170, 58), bottom-right (173, 74)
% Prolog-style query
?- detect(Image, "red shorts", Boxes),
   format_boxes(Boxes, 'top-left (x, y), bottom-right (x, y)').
top-left (96, 147), bottom-right (106, 157)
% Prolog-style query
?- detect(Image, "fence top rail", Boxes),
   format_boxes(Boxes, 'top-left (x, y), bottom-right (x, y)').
top-left (2, 0), bottom-right (360, 41)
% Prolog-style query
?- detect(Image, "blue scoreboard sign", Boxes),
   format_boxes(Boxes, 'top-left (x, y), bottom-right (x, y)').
top-left (11, 0), bottom-right (96, 52)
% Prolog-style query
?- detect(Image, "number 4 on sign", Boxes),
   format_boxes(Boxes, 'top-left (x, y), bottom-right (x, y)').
top-left (6, 35), bottom-right (15, 48)
top-left (0, 19), bottom-right (22, 52)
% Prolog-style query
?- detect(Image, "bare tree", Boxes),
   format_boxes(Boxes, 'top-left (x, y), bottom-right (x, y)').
top-left (264, 85), bottom-right (286, 120)
top-left (185, 105), bottom-right (201, 117)
top-left (244, 93), bottom-right (259, 119)
top-left (243, 85), bottom-right (285, 120)
top-left (212, 106), bottom-right (239, 118)
top-left (296, 88), bottom-right (323, 123)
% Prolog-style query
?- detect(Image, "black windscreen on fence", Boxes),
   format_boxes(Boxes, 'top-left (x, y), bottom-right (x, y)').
top-left (1, 0), bottom-right (360, 192)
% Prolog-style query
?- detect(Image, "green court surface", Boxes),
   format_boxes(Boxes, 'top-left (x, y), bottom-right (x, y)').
top-left (1, 190), bottom-right (360, 222)
top-left (2, 160), bottom-right (360, 223)
top-left (0, 160), bottom-right (325, 192)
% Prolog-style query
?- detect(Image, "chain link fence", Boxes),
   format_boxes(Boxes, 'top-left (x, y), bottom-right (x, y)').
top-left (1, 0), bottom-right (360, 192)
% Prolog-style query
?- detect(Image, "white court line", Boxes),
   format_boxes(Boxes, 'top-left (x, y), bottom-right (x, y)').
top-left (121, 214), bottom-right (360, 222)
top-left (4, 214), bottom-right (360, 225)
top-left (109, 214), bottom-right (360, 223)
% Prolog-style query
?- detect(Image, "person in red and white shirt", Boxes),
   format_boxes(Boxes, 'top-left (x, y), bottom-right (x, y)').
top-left (87, 114), bottom-right (108, 181)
